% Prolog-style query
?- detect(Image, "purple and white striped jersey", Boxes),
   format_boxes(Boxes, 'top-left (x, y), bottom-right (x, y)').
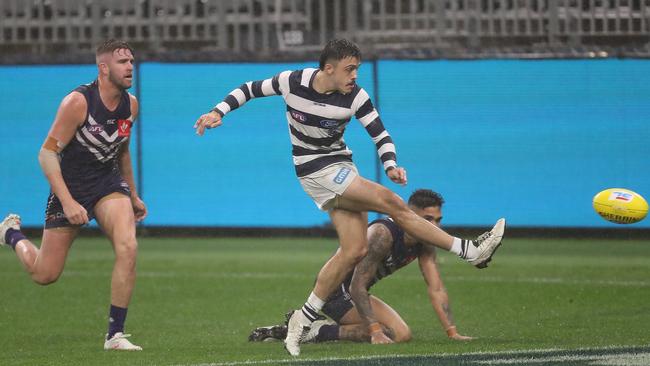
top-left (60, 80), bottom-right (132, 182)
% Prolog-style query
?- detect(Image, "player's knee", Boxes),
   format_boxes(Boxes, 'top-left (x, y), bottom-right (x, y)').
top-left (340, 244), bottom-right (368, 265)
top-left (31, 272), bottom-right (61, 286)
top-left (392, 325), bottom-right (412, 343)
top-left (114, 237), bottom-right (138, 261)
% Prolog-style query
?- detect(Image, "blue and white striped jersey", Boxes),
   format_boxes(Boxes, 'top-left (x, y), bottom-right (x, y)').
top-left (213, 68), bottom-right (397, 177)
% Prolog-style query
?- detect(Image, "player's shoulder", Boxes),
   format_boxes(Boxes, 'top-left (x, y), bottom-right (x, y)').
top-left (370, 217), bottom-right (398, 230)
top-left (285, 68), bottom-right (316, 85)
top-left (367, 221), bottom-right (394, 257)
top-left (61, 90), bottom-right (88, 111)
top-left (128, 92), bottom-right (139, 116)
top-left (368, 218), bottom-right (397, 241)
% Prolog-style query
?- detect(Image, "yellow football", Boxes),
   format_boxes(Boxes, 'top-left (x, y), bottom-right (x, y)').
top-left (593, 188), bottom-right (648, 224)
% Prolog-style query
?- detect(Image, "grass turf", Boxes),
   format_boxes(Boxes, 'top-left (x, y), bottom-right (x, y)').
top-left (0, 236), bottom-right (649, 366)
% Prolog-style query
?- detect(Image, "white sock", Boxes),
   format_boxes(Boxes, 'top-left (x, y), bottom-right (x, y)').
top-left (300, 292), bottom-right (325, 324)
top-left (307, 292), bottom-right (325, 311)
top-left (450, 237), bottom-right (478, 260)
top-left (449, 237), bottom-right (463, 256)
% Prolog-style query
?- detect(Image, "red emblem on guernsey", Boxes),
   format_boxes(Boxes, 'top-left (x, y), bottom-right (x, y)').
top-left (117, 119), bottom-right (132, 137)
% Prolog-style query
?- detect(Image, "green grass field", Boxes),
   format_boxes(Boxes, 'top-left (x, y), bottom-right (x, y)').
top-left (1, 236), bottom-right (649, 366)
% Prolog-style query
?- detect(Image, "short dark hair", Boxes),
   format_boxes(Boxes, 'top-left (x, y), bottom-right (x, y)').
top-left (96, 39), bottom-right (134, 58)
top-left (408, 189), bottom-right (445, 209)
top-left (319, 39), bottom-right (361, 70)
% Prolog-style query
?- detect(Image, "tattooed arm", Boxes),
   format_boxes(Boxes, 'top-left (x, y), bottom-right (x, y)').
top-left (349, 223), bottom-right (394, 344)
top-left (418, 245), bottom-right (473, 341)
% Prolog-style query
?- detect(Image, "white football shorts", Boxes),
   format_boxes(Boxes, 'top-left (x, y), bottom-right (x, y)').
top-left (298, 162), bottom-right (359, 211)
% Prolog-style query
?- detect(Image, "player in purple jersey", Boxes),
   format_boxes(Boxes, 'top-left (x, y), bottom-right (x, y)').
top-left (0, 39), bottom-right (145, 351)
top-left (194, 39), bottom-right (505, 356)
top-left (250, 190), bottom-right (473, 344)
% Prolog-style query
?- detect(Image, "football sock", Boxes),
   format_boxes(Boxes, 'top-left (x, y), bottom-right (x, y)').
top-left (315, 324), bottom-right (339, 342)
top-left (301, 292), bottom-right (325, 323)
top-left (5, 228), bottom-right (27, 250)
top-left (450, 237), bottom-right (478, 260)
top-left (107, 305), bottom-right (128, 339)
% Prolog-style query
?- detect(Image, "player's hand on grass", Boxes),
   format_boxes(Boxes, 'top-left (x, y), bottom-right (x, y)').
top-left (194, 110), bottom-right (222, 136)
top-left (131, 196), bottom-right (147, 222)
top-left (449, 333), bottom-right (474, 341)
top-left (62, 199), bottom-right (89, 225)
top-left (387, 166), bottom-right (407, 186)
top-left (370, 331), bottom-right (394, 344)
top-left (447, 326), bottom-right (473, 341)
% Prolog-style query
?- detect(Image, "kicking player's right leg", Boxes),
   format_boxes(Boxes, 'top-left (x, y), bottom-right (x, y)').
top-left (338, 176), bottom-right (506, 268)
top-left (1, 214), bottom-right (77, 285)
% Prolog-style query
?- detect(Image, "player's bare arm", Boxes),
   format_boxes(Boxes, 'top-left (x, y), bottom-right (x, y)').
top-left (418, 246), bottom-right (473, 341)
top-left (349, 223), bottom-right (394, 344)
top-left (117, 94), bottom-right (147, 222)
top-left (39, 91), bottom-right (89, 225)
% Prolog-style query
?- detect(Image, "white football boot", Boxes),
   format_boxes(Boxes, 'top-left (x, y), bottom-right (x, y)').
top-left (469, 218), bottom-right (506, 269)
top-left (0, 214), bottom-right (21, 247)
top-left (301, 318), bottom-right (335, 343)
top-left (284, 310), bottom-right (311, 356)
top-left (104, 333), bottom-right (142, 351)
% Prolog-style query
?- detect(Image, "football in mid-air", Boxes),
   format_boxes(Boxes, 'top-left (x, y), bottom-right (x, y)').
top-left (593, 188), bottom-right (648, 224)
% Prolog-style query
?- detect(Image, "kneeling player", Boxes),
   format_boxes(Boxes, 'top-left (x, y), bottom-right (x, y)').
top-left (250, 189), bottom-right (475, 344)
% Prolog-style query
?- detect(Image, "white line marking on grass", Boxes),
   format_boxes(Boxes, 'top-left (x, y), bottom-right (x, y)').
top-left (475, 352), bottom-right (650, 365)
top-left (170, 345), bottom-right (650, 366)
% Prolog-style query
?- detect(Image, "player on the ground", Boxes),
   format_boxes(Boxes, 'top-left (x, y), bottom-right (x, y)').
top-left (250, 189), bottom-right (473, 344)
top-left (194, 39), bottom-right (505, 356)
top-left (0, 39), bottom-right (145, 351)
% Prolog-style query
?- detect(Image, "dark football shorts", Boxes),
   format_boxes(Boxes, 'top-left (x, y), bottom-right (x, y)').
top-left (44, 172), bottom-right (131, 229)
top-left (321, 281), bottom-right (355, 323)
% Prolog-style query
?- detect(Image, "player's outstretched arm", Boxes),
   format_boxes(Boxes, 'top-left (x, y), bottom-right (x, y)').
top-left (118, 95), bottom-right (147, 222)
top-left (38, 92), bottom-right (89, 225)
top-left (194, 72), bottom-right (287, 136)
top-left (349, 223), bottom-right (395, 344)
top-left (418, 247), bottom-right (473, 341)
top-left (352, 89), bottom-right (406, 185)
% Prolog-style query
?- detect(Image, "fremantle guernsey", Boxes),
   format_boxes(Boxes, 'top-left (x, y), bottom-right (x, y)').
top-left (44, 80), bottom-right (133, 228)
top-left (331, 217), bottom-right (423, 293)
top-left (213, 68), bottom-right (398, 177)
top-left (361, 217), bottom-right (423, 289)
top-left (61, 80), bottom-right (132, 182)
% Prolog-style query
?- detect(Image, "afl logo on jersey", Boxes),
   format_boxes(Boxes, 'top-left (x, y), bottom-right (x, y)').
top-left (290, 110), bottom-right (307, 123)
top-left (117, 119), bottom-right (132, 137)
top-left (87, 125), bottom-right (104, 135)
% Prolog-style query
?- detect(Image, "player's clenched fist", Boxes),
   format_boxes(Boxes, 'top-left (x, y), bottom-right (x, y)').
top-left (194, 110), bottom-right (222, 136)
top-left (387, 166), bottom-right (407, 186)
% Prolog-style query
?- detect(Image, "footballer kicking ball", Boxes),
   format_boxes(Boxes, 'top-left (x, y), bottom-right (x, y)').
top-left (592, 188), bottom-right (648, 224)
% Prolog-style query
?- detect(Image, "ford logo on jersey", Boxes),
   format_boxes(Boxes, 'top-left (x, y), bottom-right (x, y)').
top-left (320, 119), bottom-right (338, 128)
